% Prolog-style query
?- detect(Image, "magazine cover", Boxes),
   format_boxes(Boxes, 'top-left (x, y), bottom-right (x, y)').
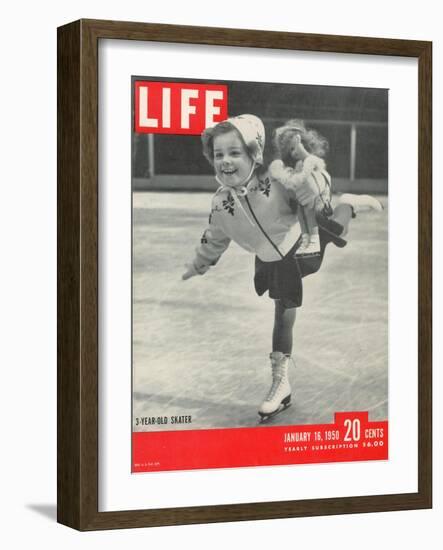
top-left (131, 76), bottom-right (388, 473)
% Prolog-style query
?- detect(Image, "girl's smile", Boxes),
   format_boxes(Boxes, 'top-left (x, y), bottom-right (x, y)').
top-left (213, 130), bottom-right (254, 187)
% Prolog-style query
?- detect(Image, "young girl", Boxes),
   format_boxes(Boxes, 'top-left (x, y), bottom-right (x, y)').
top-left (182, 114), bottom-right (381, 421)
top-left (269, 119), bottom-right (332, 257)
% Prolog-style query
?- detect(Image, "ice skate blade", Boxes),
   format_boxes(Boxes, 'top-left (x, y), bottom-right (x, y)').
top-left (258, 396), bottom-right (292, 424)
top-left (258, 403), bottom-right (291, 423)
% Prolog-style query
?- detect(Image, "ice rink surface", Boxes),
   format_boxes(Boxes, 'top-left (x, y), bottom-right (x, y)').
top-left (132, 191), bottom-right (388, 430)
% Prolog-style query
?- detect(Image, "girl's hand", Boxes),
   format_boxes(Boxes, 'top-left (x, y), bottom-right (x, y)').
top-left (182, 263), bottom-right (199, 280)
top-left (182, 261), bottom-right (210, 280)
top-left (295, 183), bottom-right (316, 209)
top-left (291, 134), bottom-right (310, 161)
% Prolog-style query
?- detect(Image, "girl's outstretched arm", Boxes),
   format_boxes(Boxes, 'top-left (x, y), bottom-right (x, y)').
top-left (182, 221), bottom-right (231, 280)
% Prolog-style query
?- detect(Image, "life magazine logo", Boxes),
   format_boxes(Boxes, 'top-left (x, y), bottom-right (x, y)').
top-left (134, 81), bottom-right (228, 135)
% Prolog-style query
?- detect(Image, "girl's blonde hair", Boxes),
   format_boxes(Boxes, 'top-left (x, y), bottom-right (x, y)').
top-left (273, 119), bottom-right (329, 168)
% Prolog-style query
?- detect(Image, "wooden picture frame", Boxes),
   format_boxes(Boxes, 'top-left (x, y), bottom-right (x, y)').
top-left (57, 18), bottom-right (432, 530)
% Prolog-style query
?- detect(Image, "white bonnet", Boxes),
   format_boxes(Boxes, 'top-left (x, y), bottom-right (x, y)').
top-left (225, 114), bottom-right (265, 165)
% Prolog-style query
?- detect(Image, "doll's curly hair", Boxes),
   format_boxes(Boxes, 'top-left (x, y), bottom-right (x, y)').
top-left (273, 119), bottom-right (329, 168)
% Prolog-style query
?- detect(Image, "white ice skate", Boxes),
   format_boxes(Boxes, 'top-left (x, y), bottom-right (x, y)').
top-left (338, 193), bottom-right (384, 213)
top-left (258, 352), bottom-right (292, 422)
top-left (295, 233), bottom-right (320, 257)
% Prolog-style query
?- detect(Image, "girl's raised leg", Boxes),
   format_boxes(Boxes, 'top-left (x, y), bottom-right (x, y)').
top-left (331, 203), bottom-right (354, 237)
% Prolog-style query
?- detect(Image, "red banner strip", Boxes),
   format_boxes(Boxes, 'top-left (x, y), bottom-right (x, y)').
top-left (132, 412), bottom-right (388, 473)
top-left (134, 81), bottom-right (228, 135)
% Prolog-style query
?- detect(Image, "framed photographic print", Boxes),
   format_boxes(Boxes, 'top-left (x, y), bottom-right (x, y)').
top-left (57, 19), bottom-right (432, 530)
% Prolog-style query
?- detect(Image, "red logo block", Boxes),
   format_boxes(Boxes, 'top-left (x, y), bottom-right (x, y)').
top-left (134, 81), bottom-right (228, 135)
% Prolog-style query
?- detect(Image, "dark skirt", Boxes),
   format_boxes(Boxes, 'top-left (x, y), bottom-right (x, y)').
top-left (254, 216), bottom-right (345, 309)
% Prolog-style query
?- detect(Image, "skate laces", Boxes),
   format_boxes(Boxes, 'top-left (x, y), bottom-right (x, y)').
top-left (266, 361), bottom-right (288, 401)
top-left (266, 376), bottom-right (283, 401)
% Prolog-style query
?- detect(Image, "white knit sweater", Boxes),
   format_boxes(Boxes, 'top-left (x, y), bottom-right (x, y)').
top-left (191, 172), bottom-right (302, 273)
